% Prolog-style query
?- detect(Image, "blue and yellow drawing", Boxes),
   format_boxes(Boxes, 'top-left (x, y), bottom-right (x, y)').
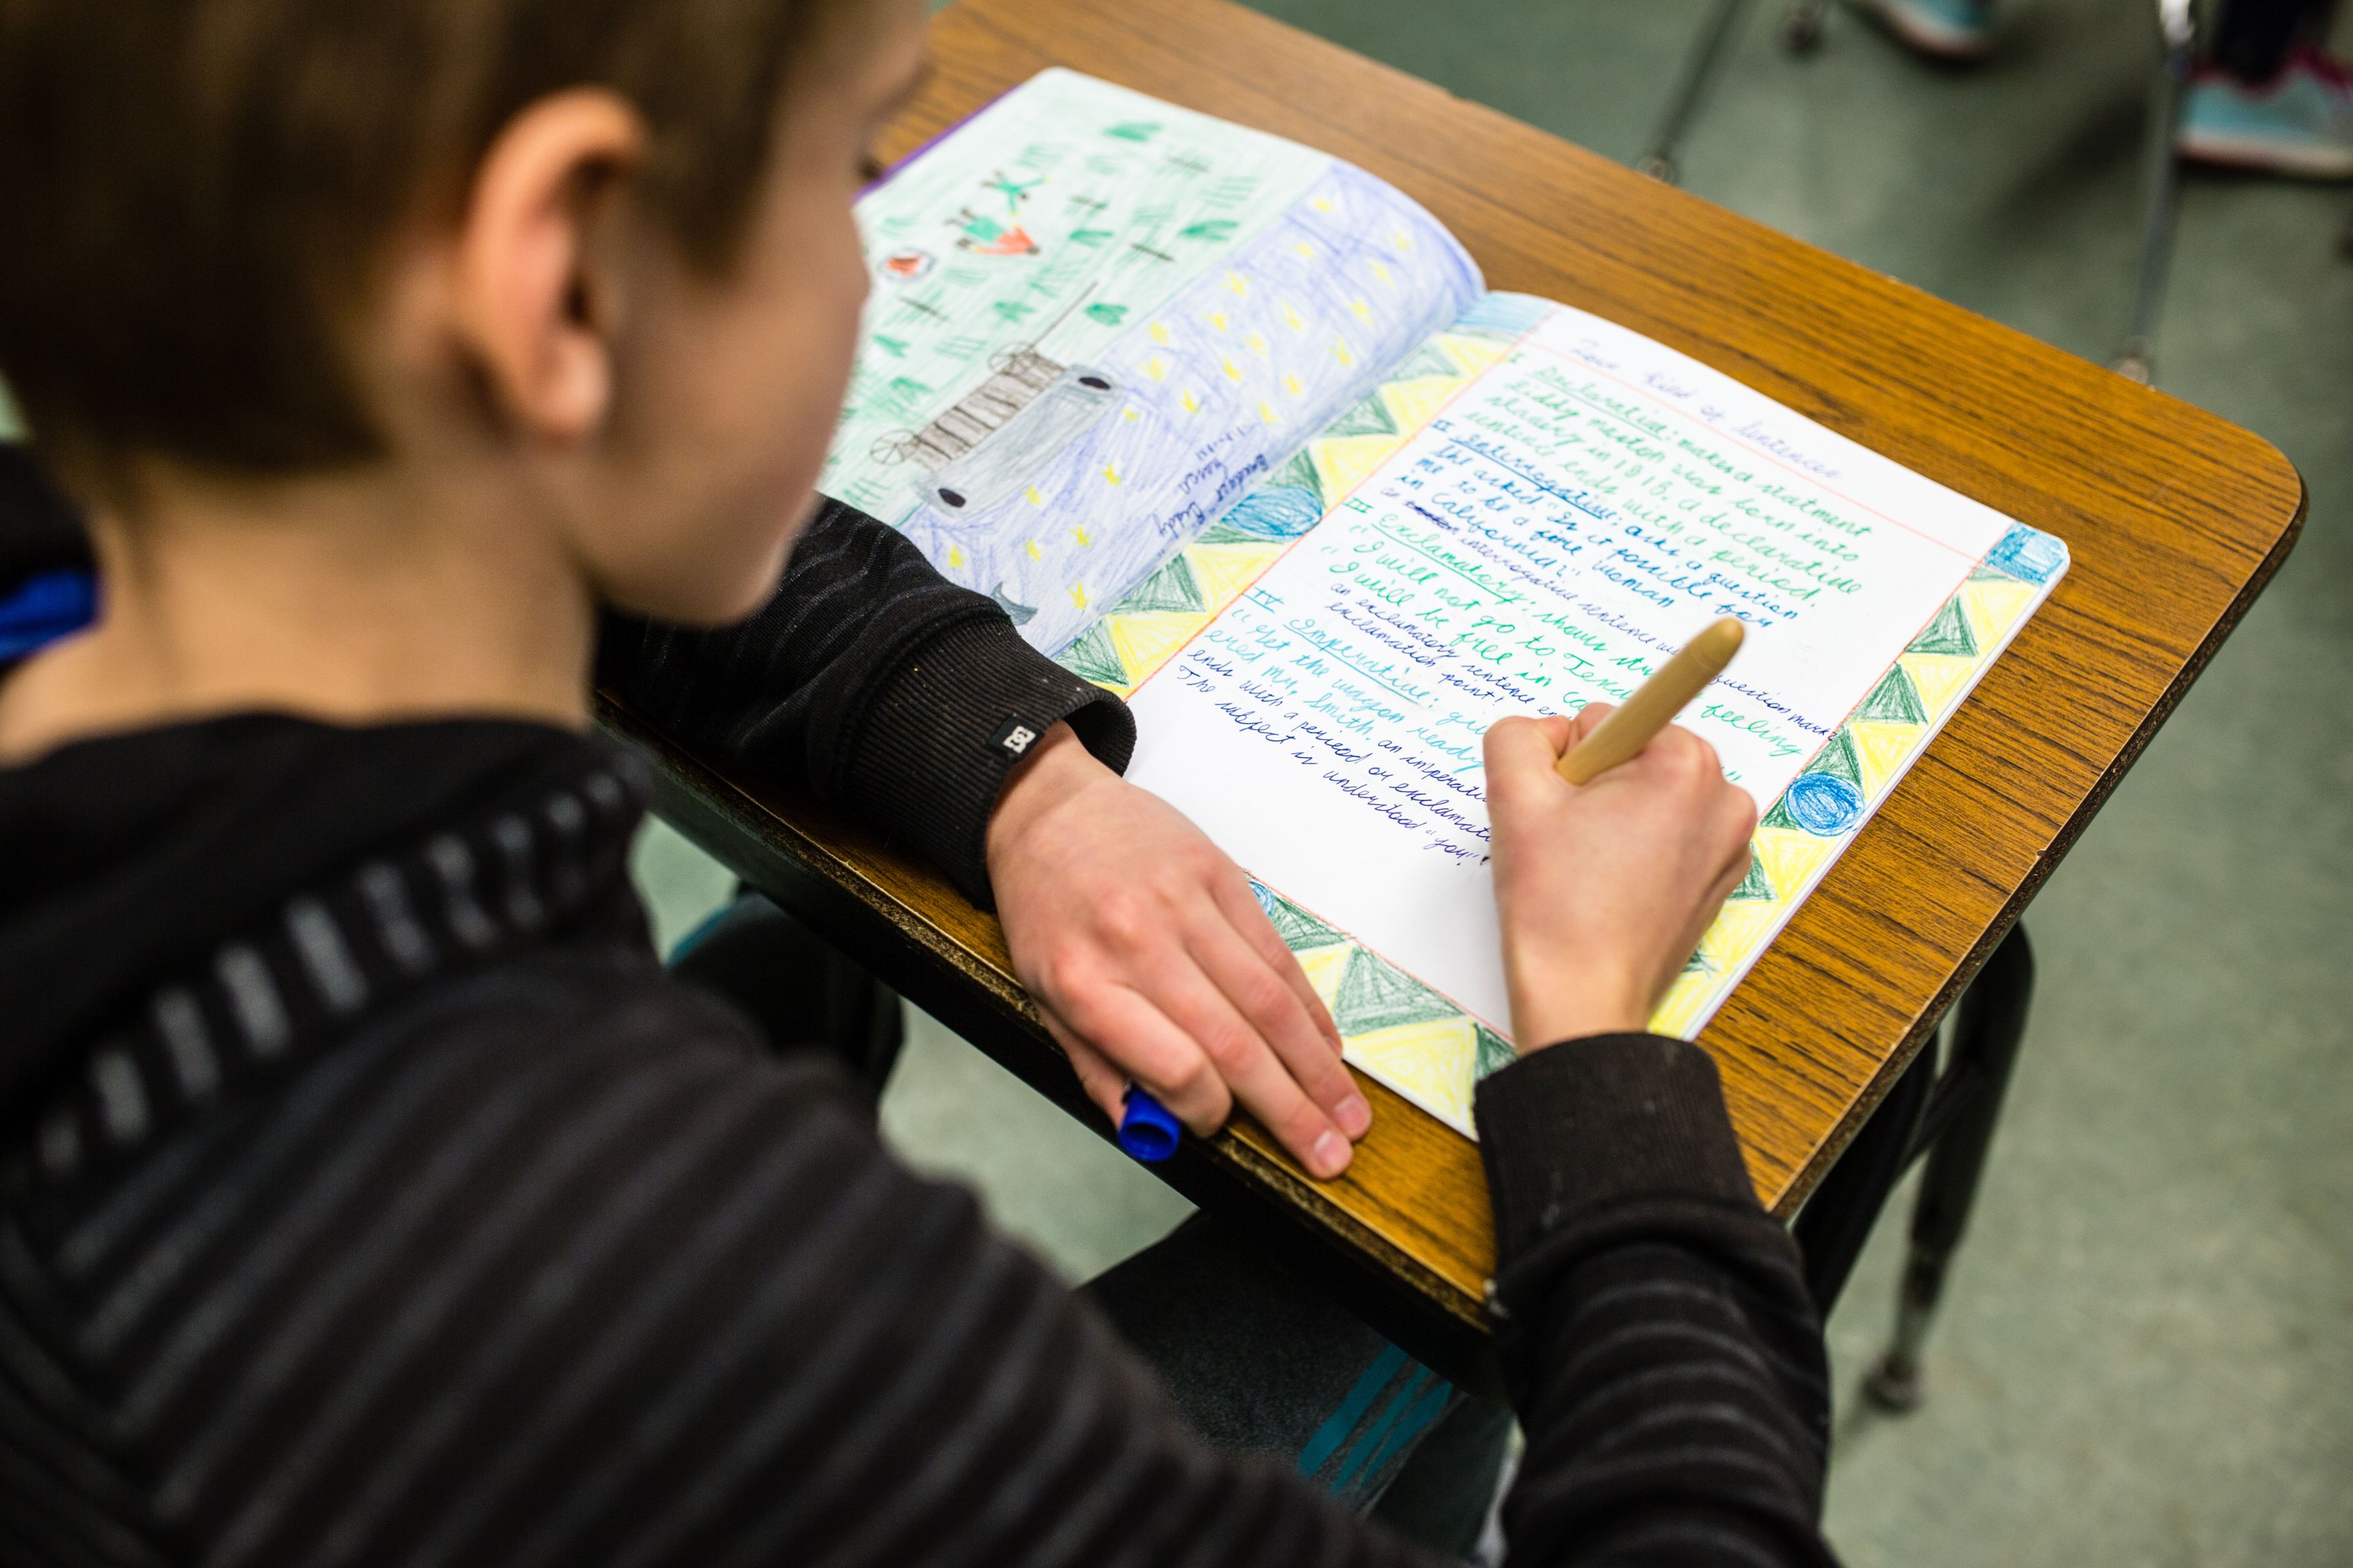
top-left (1053, 323), bottom-right (1513, 696)
top-left (1646, 526), bottom-right (2063, 1039)
top-left (902, 157), bottom-right (1480, 658)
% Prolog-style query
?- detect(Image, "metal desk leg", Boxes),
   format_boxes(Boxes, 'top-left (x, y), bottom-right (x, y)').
top-left (1793, 1038), bottom-right (1937, 1315)
top-left (1864, 923), bottom-right (2034, 1411)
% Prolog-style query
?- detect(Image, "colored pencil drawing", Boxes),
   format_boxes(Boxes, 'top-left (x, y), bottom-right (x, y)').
top-left (890, 159), bottom-right (1478, 654)
top-left (824, 69), bottom-right (1338, 518)
top-left (1055, 302), bottom-right (1532, 694)
top-left (822, 70), bottom-right (1480, 655)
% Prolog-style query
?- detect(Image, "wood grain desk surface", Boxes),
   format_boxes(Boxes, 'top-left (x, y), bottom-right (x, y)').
top-left (610, 0), bottom-right (2304, 1352)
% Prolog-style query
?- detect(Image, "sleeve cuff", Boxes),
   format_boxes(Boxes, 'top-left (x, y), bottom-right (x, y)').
top-left (1472, 1033), bottom-right (1760, 1272)
top-left (841, 614), bottom-right (1135, 909)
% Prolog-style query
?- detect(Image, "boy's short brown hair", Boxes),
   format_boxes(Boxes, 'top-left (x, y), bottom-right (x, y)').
top-left (0, 0), bottom-right (833, 482)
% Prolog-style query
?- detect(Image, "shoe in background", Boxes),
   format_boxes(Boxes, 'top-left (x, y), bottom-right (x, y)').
top-left (1848, 0), bottom-right (1997, 60)
top-left (2178, 46), bottom-right (2353, 178)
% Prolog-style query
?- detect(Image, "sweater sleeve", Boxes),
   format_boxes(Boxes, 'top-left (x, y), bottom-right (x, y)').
top-left (1473, 1034), bottom-right (1840, 1567)
top-left (595, 499), bottom-right (1133, 908)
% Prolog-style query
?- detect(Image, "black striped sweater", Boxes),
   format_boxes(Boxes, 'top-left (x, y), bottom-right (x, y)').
top-left (0, 501), bottom-right (1837, 1567)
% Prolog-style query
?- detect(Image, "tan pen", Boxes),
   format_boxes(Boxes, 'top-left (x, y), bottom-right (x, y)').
top-left (1556, 617), bottom-right (1747, 785)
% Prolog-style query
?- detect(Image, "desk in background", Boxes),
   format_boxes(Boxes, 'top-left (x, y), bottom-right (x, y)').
top-left (602, 0), bottom-right (2303, 1390)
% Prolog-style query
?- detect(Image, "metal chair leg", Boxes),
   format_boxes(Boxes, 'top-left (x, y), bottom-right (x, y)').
top-left (2112, 0), bottom-right (2198, 384)
top-left (1635, 0), bottom-right (1752, 185)
top-left (1864, 923), bottom-right (2034, 1411)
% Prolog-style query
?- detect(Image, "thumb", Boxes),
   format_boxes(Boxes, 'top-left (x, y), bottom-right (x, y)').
top-left (1568, 701), bottom-right (1617, 747)
top-left (1484, 714), bottom-right (1577, 799)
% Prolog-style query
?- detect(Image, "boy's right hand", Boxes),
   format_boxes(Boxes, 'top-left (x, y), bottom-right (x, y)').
top-left (1484, 706), bottom-right (1758, 1052)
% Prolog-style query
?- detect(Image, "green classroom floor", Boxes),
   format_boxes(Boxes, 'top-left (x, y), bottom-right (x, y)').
top-left (633, 1), bottom-right (2353, 1560)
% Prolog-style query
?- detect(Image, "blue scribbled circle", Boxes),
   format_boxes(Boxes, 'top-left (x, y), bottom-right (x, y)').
top-left (1783, 772), bottom-right (1864, 837)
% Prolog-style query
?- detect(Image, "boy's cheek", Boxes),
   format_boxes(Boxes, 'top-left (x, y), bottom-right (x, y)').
top-left (586, 167), bottom-right (866, 623)
top-left (588, 487), bottom-right (808, 625)
top-left (806, 212), bottom-right (871, 391)
top-left (708, 508), bottom-right (807, 621)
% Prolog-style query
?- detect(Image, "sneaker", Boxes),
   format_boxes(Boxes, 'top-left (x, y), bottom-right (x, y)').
top-left (1848, 0), bottom-right (1995, 60)
top-left (2178, 48), bottom-right (2353, 179)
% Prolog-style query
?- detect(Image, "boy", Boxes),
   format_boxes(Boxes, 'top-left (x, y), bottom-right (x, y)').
top-left (0, 0), bottom-right (1835, 1563)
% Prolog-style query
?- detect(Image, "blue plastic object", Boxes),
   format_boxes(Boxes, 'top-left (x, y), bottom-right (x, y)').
top-left (0, 567), bottom-right (96, 662)
top-left (1117, 1085), bottom-right (1181, 1162)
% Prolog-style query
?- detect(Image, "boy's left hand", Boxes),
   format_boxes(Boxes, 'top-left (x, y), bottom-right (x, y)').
top-left (986, 723), bottom-right (1370, 1179)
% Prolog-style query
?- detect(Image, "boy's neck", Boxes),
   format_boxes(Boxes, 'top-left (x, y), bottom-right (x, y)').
top-left (0, 460), bottom-right (598, 764)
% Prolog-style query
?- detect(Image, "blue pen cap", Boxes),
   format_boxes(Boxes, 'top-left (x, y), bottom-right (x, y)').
top-left (0, 568), bottom-right (96, 663)
top-left (1117, 1086), bottom-right (1181, 1163)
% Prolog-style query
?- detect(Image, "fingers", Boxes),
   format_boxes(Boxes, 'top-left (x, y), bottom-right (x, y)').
top-left (1146, 947), bottom-right (1357, 1177)
top-left (1040, 1006), bottom-right (1131, 1126)
top-left (1485, 706), bottom-right (1630, 800)
top-left (1704, 798), bottom-right (1759, 908)
top-left (1566, 701), bottom-right (1616, 747)
top-left (1672, 805), bottom-right (1759, 978)
top-left (1039, 915), bottom-right (1356, 1180)
top-left (1184, 894), bottom-right (1369, 1139)
top-left (1206, 870), bottom-right (1345, 1055)
top-left (1002, 776), bottom-right (1367, 1180)
top-left (1491, 705), bottom-right (1747, 836)
top-left (1044, 973), bottom-right (1236, 1136)
top-left (1712, 786), bottom-right (1761, 893)
top-left (1482, 714), bottom-right (1577, 802)
top-left (1047, 962), bottom-right (1357, 1180)
top-left (1630, 715), bottom-right (1714, 778)
top-left (1055, 880), bottom-right (1364, 1176)
top-left (1702, 853), bottom-right (1749, 917)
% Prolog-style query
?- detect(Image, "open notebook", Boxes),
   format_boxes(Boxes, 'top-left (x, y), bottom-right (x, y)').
top-left (827, 69), bottom-right (2068, 1137)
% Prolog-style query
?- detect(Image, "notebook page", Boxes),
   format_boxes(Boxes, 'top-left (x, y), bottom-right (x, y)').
top-left (1113, 296), bottom-right (2067, 1133)
top-left (824, 69), bottom-right (1481, 654)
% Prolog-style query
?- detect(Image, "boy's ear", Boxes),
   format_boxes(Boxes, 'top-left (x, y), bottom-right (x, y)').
top-left (451, 89), bottom-right (647, 445)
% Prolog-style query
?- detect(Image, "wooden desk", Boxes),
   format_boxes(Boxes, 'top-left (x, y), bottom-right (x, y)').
top-left (606, 0), bottom-right (2303, 1389)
